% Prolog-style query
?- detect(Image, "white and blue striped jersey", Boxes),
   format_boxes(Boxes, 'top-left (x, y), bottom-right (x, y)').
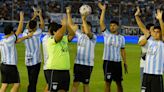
top-left (42, 34), bottom-right (50, 70)
top-left (102, 29), bottom-right (125, 62)
top-left (144, 40), bottom-right (164, 75)
top-left (75, 30), bottom-right (97, 66)
top-left (0, 34), bottom-right (17, 65)
top-left (22, 28), bottom-right (42, 66)
top-left (138, 35), bottom-right (147, 68)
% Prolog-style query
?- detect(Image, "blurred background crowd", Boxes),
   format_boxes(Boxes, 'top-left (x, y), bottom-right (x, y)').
top-left (0, 0), bottom-right (164, 35)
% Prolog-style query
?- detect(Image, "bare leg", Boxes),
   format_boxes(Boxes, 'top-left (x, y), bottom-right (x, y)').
top-left (83, 84), bottom-right (89, 92)
top-left (0, 83), bottom-right (8, 92)
top-left (44, 84), bottom-right (48, 92)
top-left (104, 81), bottom-right (111, 92)
top-left (115, 81), bottom-right (123, 92)
top-left (72, 82), bottom-right (80, 92)
top-left (10, 83), bottom-right (20, 92)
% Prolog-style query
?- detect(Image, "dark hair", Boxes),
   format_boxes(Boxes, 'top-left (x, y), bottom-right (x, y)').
top-left (87, 21), bottom-right (92, 27)
top-left (29, 20), bottom-right (37, 29)
top-left (154, 25), bottom-right (161, 31)
top-left (48, 22), bottom-right (62, 35)
top-left (4, 25), bottom-right (13, 35)
top-left (146, 23), bottom-right (154, 30)
top-left (162, 11), bottom-right (164, 22)
top-left (110, 20), bottom-right (119, 25)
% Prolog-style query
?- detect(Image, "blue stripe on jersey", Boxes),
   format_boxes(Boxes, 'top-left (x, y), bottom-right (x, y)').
top-left (88, 42), bottom-right (91, 65)
top-left (32, 38), bottom-right (35, 65)
top-left (82, 39), bottom-right (86, 65)
top-left (75, 30), bottom-right (96, 66)
top-left (104, 38), bottom-right (107, 60)
top-left (102, 29), bottom-right (125, 62)
top-left (158, 49), bottom-right (162, 74)
top-left (77, 36), bottom-right (83, 64)
top-left (23, 29), bottom-right (42, 66)
top-left (152, 52), bottom-right (156, 73)
top-left (144, 40), bottom-right (164, 75)
top-left (3, 44), bottom-right (7, 64)
top-left (8, 46), bottom-right (11, 64)
top-left (1, 35), bottom-right (17, 65)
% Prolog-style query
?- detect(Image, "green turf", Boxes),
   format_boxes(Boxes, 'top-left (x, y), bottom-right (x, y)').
top-left (4, 43), bottom-right (141, 92)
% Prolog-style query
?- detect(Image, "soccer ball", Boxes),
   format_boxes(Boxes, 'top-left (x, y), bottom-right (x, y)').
top-left (79, 4), bottom-right (92, 15)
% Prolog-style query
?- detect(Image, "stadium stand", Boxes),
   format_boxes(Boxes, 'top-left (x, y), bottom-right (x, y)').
top-left (0, 0), bottom-right (163, 35)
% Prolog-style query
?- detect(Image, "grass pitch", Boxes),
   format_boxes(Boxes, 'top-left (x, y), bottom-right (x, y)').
top-left (4, 43), bottom-right (140, 92)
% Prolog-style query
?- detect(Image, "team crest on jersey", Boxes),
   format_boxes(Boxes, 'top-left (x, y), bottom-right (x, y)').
top-left (52, 82), bottom-right (58, 90)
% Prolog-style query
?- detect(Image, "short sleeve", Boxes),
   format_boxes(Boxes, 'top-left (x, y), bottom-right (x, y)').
top-left (91, 34), bottom-right (97, 43)
top-left (102, 29), bottom-right (110, 37)
top-left (33, 28), bottom-right (42, 36)
top-left (138, 35), bottom-right (146, 43)
top-left (121, 36), bottom-right (125, 48)
top-left (75, 29), bottom-right (82, 37)
top-left (4, 35), bottom-right (16, 46)
top-left (22, 29), bottom-right (28, 37)
top-left (144, 39), bottom-right (151, 49)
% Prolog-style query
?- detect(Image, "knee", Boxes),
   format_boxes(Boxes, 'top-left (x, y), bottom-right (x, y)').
top-left (83, 84), bottom-right (89, 88)
top-left (13, 83), bottom-right (20, 88)
top-left (116, 81), bottom-right (122, 87)
top-left (0, 83), bottom-right (8, 90)
top-left (73, 82), bottom-right (80, 87)
top-left (105, 82), bottom-right (111, 86)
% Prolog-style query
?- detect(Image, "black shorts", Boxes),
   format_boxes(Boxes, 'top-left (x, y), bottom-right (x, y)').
top-left (0, 63), bottom-right (20, 83)
top-left (73, 64), bottom-right (93, 84)
top-left (141, 73), bottom-right (163, 92)
top-left (103, 60), bottom-right (123, 82)
top-left (44, 70), bottom-right (51, 84)
top-left (47, 70), bottom-right (70, 92)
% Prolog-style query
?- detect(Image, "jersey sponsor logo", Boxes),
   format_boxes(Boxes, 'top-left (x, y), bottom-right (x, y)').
top-left (78, 35), bottom-right (89, 47)
top-left (147, 44), bottom-right (158, 55)
top-left (108, 37), bottom-right (121, 47)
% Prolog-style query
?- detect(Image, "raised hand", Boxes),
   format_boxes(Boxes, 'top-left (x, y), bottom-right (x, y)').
top-left (156, 9), bottom-right (163, 20)
top-left (37, 8), bottom-right (42, 16)
top-left (69, 24), bottom-right (78, 31)
top-left (28, 32), bottom-right (34, 38)
top-left (61, 17), bottom-right (67, 26)
top-left (66, 6), bottom-right (71, 13)
top-left (20, 11), bottom-right (24, 21)
top-left (98, 2), bottom-right (106, 11)
top-left (82, 14), bottom-right (87, 21)
top-left (135, 7), bottom-right (141, 16)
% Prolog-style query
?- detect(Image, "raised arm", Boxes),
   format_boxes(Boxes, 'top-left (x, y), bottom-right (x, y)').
top-left (156, 9), bottom-right (164, 41)
top-left (82, 15), bottom-right (93, 38)
top-left (16, 32), bottom-right (34, 43)
top-left (54, 18), bottom-right (67, 43)
top-left (135, 7), bottom-right (150, 38)
top-left (66, 6), bottom-right (77, 41)
top-left (26, 10), bottom-right (37, 28)
top-left (98, 2), bottom-right (106, 32)
top-left (37, 9), bottom-right (45, 30)
top-left (138, 35), bottom-right (147, 46)
top-left (15, 12), bottom-right (24, 36)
